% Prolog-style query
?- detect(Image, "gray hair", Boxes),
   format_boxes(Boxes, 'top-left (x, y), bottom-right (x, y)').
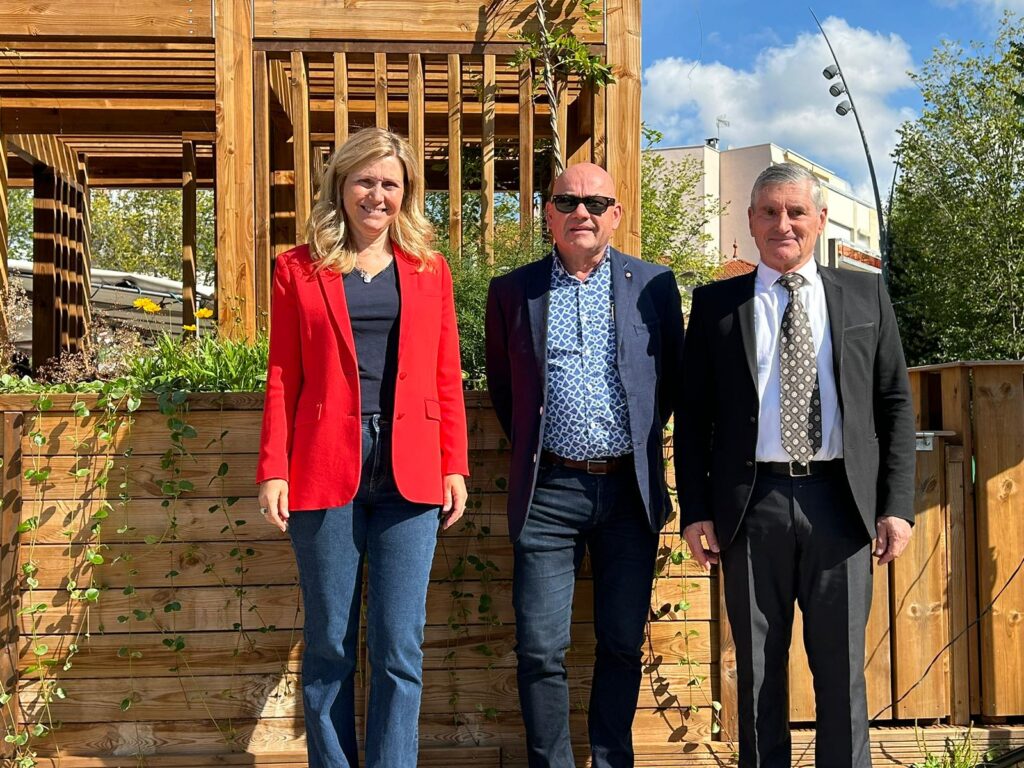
top-left (750, 163), bottom-right (826, 211)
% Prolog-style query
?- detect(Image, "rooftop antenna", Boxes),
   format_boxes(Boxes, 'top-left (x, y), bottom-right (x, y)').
top-left (716, 114), bottom-right (731, 140)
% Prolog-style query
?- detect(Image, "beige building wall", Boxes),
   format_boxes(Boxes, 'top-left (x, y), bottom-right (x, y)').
top-left (654, 143), bottom-right (722, 258)
top-left (652, 142), bottom-right (880, 271)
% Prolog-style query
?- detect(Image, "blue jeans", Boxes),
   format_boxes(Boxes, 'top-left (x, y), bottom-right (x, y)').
top-left (288, 414), bottom-right (441, 768)
top-left (513, 463), bottom-right (659, 768)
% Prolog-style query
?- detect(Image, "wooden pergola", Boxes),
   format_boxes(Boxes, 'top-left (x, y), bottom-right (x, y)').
top-left (0, 0), bottom-right (641, 364)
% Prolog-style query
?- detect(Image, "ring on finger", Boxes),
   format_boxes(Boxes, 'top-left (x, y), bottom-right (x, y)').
top-left (259, 507), bottom-right (268, 516)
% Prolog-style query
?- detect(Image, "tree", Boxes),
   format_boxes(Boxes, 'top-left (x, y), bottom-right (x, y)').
top-left (888, 14), bottom-right (1024, 364)
top-left (640, 127), bottom-right (724, 301)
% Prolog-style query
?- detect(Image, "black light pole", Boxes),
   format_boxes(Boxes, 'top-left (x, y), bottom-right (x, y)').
top-left (812, 9), bottom-right (889, 285)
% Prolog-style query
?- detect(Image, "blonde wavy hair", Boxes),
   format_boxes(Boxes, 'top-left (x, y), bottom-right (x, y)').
top-left (307, 127), bottom-right (435, 273)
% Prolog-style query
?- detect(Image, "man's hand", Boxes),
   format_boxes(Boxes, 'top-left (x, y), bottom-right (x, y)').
top-left (258, 479), bottom-right (290, 534)
top-left (682, 520), bottom-right (720, 570)
top-left (441, 474), bottom-right (468, 531)
top-left (874, 516), bottom-right (912, 566)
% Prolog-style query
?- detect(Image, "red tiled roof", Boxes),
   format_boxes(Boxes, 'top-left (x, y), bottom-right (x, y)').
top-left (715, 259), bottom-right (757, 280)
top-left (834, 242), bottom-right (881, 270)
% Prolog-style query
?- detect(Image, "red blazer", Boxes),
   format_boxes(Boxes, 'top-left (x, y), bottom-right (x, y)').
top-left (256, 243), bottom-right (469, 511)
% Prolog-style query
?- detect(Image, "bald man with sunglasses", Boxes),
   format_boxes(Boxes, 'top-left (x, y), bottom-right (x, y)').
top-left (485, 164), bottom-right (685, 767)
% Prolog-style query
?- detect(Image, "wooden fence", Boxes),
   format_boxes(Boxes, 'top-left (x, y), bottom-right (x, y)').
top-left (1, 370), bottom-right (1022, 766)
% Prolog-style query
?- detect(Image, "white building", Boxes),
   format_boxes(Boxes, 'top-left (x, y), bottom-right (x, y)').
top-left (654, 141), bottom-right (881, 273)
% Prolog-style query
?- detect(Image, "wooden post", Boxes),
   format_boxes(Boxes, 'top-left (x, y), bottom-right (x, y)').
top-left (0, 413), bottom-right (24, 759)
top-left (555, 77), bottom-right (569, 174)
top-left (606, 0), bottom-right (641, 254)
top-left (182, 139), bottom-right (198, 335)
top-left (75, 155), bottom-right (92, 349)
top-left (334, 52), bottom-right (349, 150)
top-left (945, 443), bottom-right (970, 724)
top-left (447, 53), bottom-right (462, 256)
top-left (57, 178), bottom-right (70, 353)
top-left (67, 182), bottom-right (82, 353)
top-left (254, 52), bottom-right (272, 333)
top-left (214, 0), bottom-right (256, 340)
top-left (568, 81), bottom-right (594, 167)
top-left (408, 54), bottom-right (425, 213)
top-left (374, 52), bottom-right (389, 130)
top-left (0, 130), bottom-right (10, 353)
top-left (518, 59), bottom-right (534, 239)
top-left (32, 166), bottom-right (58, 372)
top-left (717, 575), bottom-right (738, 741)
top-left (290, 50), bottom-right (312, 244)
top-left (481, 54), bottom-right (496, 262)
top-left (593, 79), bottom-right (607, 168)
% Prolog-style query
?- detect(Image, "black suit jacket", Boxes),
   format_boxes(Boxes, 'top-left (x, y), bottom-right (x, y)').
top-left (485, 249), bottom-right (685, 542)
top-left (677, 266), bottom-right (916, 547)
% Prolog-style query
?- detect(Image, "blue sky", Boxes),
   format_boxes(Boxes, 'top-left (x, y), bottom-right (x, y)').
top-left (640, 0), bottom-right (1021, 199)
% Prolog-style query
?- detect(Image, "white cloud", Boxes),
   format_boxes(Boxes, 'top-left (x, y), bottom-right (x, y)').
top-left (934, 0), bottom-right (1024, 16)
top-left (642, 17), bottom-right (917, 200)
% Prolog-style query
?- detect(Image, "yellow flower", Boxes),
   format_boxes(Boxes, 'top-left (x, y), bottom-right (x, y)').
top-left (132, 297), bottom-right (150, 309)
top-left (182, 324), bottom-right (197, 332)
top-left (196, 307), bottom-right (214, 319)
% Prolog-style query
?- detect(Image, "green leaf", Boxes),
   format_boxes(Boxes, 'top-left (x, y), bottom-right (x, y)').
top-left (163, 601), bottom-right (182, 612)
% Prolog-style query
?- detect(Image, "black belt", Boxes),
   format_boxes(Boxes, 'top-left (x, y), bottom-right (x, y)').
top-left (757, 459), bottom-right (843, 477)
top-left (541, 450), bottom-right (633, 475)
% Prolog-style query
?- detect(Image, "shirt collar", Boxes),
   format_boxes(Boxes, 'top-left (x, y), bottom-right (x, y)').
top-left (756, 257), bottom-right (819, 292)
top-left (551, 245), bottom-right (611, 282)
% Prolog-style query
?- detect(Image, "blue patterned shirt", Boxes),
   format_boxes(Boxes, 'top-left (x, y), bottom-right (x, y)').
top-left (543, 248), bottom-right (632, 460)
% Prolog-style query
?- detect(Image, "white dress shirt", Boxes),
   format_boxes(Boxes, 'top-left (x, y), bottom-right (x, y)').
top-left (754, 259), bottom-right (844, 462)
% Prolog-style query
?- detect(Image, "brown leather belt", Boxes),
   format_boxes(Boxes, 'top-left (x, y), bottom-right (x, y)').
top-left (541, 450), bottom-right (634, 475)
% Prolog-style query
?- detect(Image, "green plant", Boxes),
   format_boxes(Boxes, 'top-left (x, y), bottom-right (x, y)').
top-left (125, 332), bottom-right (268, 393)
top-left (912, 723), bottom-right (980, 768)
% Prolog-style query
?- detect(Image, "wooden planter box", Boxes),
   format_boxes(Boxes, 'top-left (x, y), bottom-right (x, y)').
top-left (0, 375), bottom-right (1020, 767)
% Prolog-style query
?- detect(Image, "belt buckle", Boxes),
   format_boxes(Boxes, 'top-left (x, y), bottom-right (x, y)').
top-left (585, 458), bottom-right (609, 475)
top-left (788, 461), bottom-right (811, 477)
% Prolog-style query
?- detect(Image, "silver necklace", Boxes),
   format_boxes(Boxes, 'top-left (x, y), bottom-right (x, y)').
top-left (352, 266), bottom-right (374, 284)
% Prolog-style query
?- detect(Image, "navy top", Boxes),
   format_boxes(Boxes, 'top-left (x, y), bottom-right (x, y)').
top-left (343, 260), bottom-right (400, 418)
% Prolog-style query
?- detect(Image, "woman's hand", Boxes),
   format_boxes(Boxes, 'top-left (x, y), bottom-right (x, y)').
top-left (441, 474), bottom-right (468, 530)
top-left (258, 479), bottom-right (291, 533)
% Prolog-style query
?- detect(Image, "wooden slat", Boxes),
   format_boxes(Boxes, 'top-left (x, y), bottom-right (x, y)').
top-left (891, 438), bottom-right (949, 718)
top-left (0, 128), bottom-right (9, 353)
top-left (32, 165), bottom-right (59, 371)
top-left (555, 77), bottom-right (569, 173)
top-left (481, 54), bottom-right (496, 261)
top-left (408, 53), bottom-right (426, 212)
top-left (937, 365), bottom-right (980, 715)
top-left (57, 177), bottom-right (70, 352)
top-left (8, 133), bottom-right (82, 181)
top-left (74, 156), bottom-right (93, 348)
top-left (944, 444), bottom-right (970, 724)
top-left (606, 0), bottom-right (641, 254)
top-left (254, 52), bottom-right (272, 334)
top-left (971, 364), bottom-right (1024, 717)
top-left (518, 59), bottom-right (534, 237)
top-left (0, 1), bottom-right (212, 37)
top-left (333, 52), bottom-right (349, 150)
top-left (289, 50), bottom-right (312, 244)
top-left (864, 562), bottom-right (893, 720)
top-left (447, 53), bottom-right (463, 255)
top-left (0, 413), bottom-right (25, 759)
top-left (181, 139), bottom-right (197, 334)
top-left (374, 52), bottom-right (389, 130)
top-left (214, 0), bottom-right (256, 340)
top-left (716, 570), bottom-right (738, 742)
top-left (251, 1), bottom-right (603, 43)
top-left (69, 181), bottom-right (87, 351)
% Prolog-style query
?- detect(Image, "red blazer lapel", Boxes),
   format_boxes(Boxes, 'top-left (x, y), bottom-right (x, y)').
top-left (315, 266), bottom-right (358, 373)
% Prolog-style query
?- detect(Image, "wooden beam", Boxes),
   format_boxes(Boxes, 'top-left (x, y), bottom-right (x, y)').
top-left (254, 40), bottom-right (606, 56)
top-left (447, 54), bottom-right (462, 257)
top-left (481, 54), bottom-right (496, 261)
top-left (333, 52), bottom-right (349, 150)
top-left (182, 139), bottom-right (198, 335)
top-left (0, 130), bottom-right (10, 353)
top-left (408, 54), bottom-right (425, 212)
top-left (254, 52), bottom-right (272, 334)
top-left (518, 59), bottom-right (534, 237)
top-left (1, 107), bottom-right (213, 136)
top-left (214, 0), bottom-right (256, 340)
top-left (0, 1), bottom-right (213, 38)
top-left (252, 1), bottom-right (603, 43)
top-left (374, 52), bottom-right (389, 130)
top-left (32, 166), bottom-right (58, 372)
top-left (6, 134), bottom-right (78, 181)
top-left (606, 0), bottom-right (641, 254)
top-left (290, 50), bottom-right (312, 244)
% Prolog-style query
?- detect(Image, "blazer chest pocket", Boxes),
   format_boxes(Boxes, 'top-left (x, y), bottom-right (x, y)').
top-left (844, 322), bottom-right (875, 340)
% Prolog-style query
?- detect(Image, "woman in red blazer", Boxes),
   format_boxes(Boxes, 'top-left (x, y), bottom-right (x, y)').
top-left (256, 128), bottom-right (468, 768)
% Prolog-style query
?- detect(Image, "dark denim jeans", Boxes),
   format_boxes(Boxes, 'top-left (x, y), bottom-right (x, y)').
top-left (288, 414), bottom-right (441, 768)
top-left (513, 462), bottom-right (659, 768)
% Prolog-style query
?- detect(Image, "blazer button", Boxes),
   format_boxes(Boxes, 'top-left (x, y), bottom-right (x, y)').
top-left (538, 406), bottom-right (544, 415)
top-left (399, 372), bottom-right (408, 380)
top-left (531, 453), bottom-right (537, 463)
top-left (397, 412), bottom-right (405, 420)
top-left (745, 460), bottom-right (753, 467)
top-left (749, 415), bottom-right (757, 423)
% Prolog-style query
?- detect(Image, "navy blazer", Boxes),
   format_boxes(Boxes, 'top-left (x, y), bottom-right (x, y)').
top-left (485, 248), bottom-right (685, 542)
top-left (677, 266), bottom-right (916, 548)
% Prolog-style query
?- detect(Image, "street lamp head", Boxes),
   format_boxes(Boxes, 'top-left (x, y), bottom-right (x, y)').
top-left (829, 83), bottom-right (847, 97)
top-left (835, 100), bottom-right (853, 116)
top-left (822, 64), bottom-right (840, 80)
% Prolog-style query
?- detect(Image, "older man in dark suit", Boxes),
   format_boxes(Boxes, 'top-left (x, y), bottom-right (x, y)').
top-left (485, 163), bottom-right (684, 768)
top-left (680, 163), bottom-right (916, 768)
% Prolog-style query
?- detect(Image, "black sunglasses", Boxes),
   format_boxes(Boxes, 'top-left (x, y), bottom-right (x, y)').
top-left (551, 194), bottom-right (617, 215)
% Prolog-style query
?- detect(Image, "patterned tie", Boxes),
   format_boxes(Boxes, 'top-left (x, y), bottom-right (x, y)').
top-left (777, 273), bottom-right (822, 464)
